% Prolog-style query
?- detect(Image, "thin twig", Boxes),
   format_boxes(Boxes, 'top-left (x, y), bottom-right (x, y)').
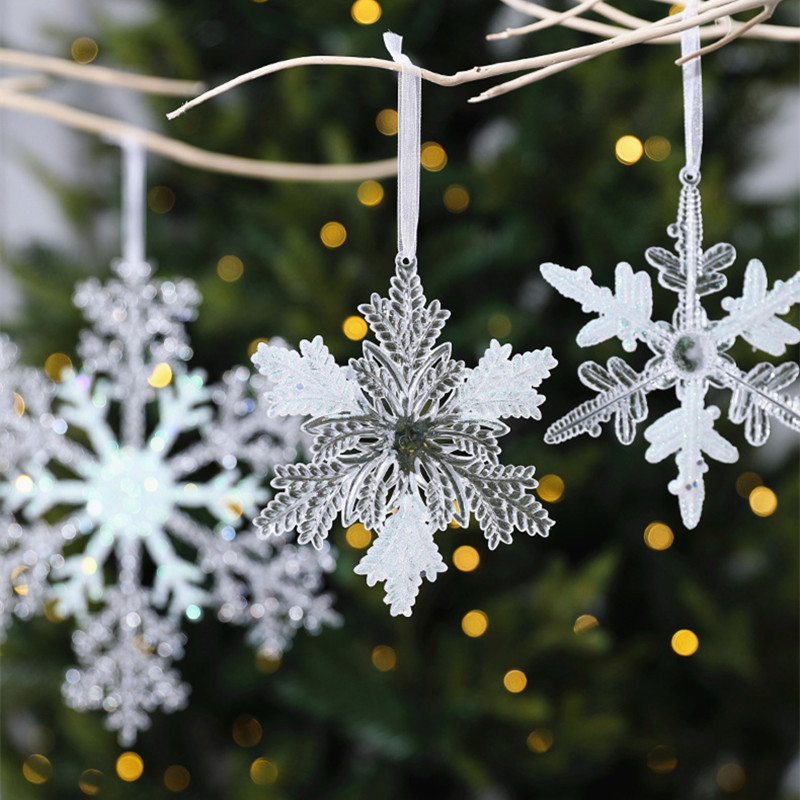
top-left (0, 90), bottom-right (397, 182)
top-left (0, 47), bottom-right (205, 97)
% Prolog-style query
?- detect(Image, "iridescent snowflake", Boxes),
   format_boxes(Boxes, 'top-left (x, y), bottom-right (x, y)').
top-left (540, 174), bottom-right (800, 528)
top-left (0, 260), bottom-right (338, 744)
top-left (252, 257), bottom-right (556, 616)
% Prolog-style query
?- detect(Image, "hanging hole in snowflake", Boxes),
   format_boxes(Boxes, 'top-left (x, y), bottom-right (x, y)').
top-left (393, 419), bottom-right (430, 472)
top-left (679, 167), bottom-right (701, 186)
top-left (671, 333), bottom-right (713, 375)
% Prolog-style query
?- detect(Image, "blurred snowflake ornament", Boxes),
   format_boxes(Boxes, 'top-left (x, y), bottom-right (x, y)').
top-left (0, 140), bottom-right (338, 744)
top-left (539, 6), bottom-right (800, 528)
top-left (251, 34), bottom-right (556, 617)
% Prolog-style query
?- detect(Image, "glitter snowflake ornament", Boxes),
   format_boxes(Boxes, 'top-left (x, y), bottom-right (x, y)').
top-left (539, 6), bottom-right (800, 529)
top-left (251, 34), bottom-right (556, 617)
top-left (0, 140), bottom-right (338, 744)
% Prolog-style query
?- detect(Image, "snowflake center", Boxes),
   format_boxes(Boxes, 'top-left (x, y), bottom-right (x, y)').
top-left (84, 446), bottom-right (175, 537)
top-left (671, 333), bottom-right (712, 375)
top-left (392, 419), bottom-right (429, 472)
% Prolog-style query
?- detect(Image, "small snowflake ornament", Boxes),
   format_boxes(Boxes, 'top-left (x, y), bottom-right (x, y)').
top-left (251, 34), bottom-right (556, 617)
top-left (539, 9), bottom-right (800, 528)
top-left (0, 142), bottom-right (338, 743)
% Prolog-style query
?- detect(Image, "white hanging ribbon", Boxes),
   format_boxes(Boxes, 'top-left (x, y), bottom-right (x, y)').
top-left (384, 32), bottom-right (421, 264)
top-left (118, 136), bottom-right (147, 264)
top-left (681, 0), bottom-right (702, 179)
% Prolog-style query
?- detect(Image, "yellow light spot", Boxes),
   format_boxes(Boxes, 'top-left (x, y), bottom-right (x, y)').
top-left (644, 521), bottom-right (674, 551)
top-left (461, 610), bottom-right (488, 637)
top-left (375, 109), bottom-right (398, 136)
top-left (13, 392), bottom-right (25, 417)
top-left (217, 255), bottom-right (244, 282)
top-left (453, 545), bottom-right (480, 572)
top-left (221, 497), bottom-right (244, 519)
top-left (44, 352), bottom-right (72, 382)
top-left (371, 645), bottom-right (397, 672)
top-left (255, 651), bottom-right (281, 673)
top-left (81, 557), bottom-right (98, 575)
top-left (250, 758), bottom-right (278, 785)
top-left (526, 728), bottom-right (554, 753)
top-left (11, 565), bottom-right (29, 596)
top-left (671, 628), bottom-right (699, 656)
top-left (351, 0), bottom-right (382, 25)
top-left (320, 221), bottom-right (347, 248)
top-left (116, 752), bottom-right (144, 782)
top-left (78, 768), bottom-right (103, 795)
top-left (573, 614), bottom-right (599, 634)
top-left (536, 474), bottom-right (565, 503)
top-left (343, 315), bottom-right (368, 341)
top-left (14, 474), bottom-right (33, 494)
top-left (503, 669), bottom-right (527, 693)
top-left (443, 184), bottom-right (470, 213)
top-left (252, 0), bottom-right (269, 3)
top-left (644, 136), bottom-right (671, 161)
top-left (164, 765), bottom-right (191, 792)
top-left (357, 180), bottom-right (384, 207)
top-left (749, 486), bottom-right (777, 517)
top-left (487, 312), bottom-right (512, 339)
top-left (717, 762), bottom-right (746, 792)
top-left (345, 522), bottom-right (372, 549)
top-left (647, 745), bottom-right (678, 772)
top-left (70, 37), bottom-right (98, 64)
top-left (669, 3), bottom-right (685, 14)
top-left (615, 135), bottom-right (644, 165)
top-left (147, 362), bottom-right (173, 389)
top-left (735, 471), bottom-right (762, 498)
top-left (23, 754), bottom-right (52, 785)
top-left (248, 337), bottom-right (269, 357)
top-left (233, 715), bottom-right (263, 747)
top-left (147, 186), bottom-right (175, 214)
top-left (44, 597), bottom-right (67, 622)
top-left (421, 142), bottom-right (447, 172)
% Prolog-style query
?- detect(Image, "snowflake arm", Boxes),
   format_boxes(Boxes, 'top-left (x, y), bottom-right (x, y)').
top-left (252, 335), bottom-right (361, 416)
top-left (540, 262), bottom-right (663, 352)
top-left (644, 382), bottom-right (738, 529)
top-left (457, 340), bottom-right (557, 420)
top-left (715, 260), bottom-right (800, 355)
top-left (354, 492), bottom-right (447, 617)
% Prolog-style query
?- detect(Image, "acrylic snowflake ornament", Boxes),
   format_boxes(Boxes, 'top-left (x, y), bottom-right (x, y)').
top-left (252, 256), bottom-right (556, 616)
top-left (0, 259), bottom-right (338, 745)
top-left (540, 175), bottom-right (800, 528)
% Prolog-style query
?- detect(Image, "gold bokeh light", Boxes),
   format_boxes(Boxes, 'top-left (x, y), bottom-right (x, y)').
top-left (536, 474), bottom-right (565, 503)
top-left (461, 610), bottom-right (488, 637)
top-left (717, 762), bottom-right (746, 792)
top-left (23, 754), bottom-right (52, 785)
top-left (503, 669), bottom-right (527, 693)
top-left (320, 221), bottom-right (347, 248)
top-left (345, 522), bottom-right (372, 549)
top-left (44, 352), bottom-right (73, 382)
top-left (147, 186), bottom-right (175, 214)
top-left (147, 362), bottom-right (173, 389)
top-left (443, 184), bottom-right (470, 213)
top-left (371, 645), bottom-right (397, 672)
top-left (164, 765), bottom-right (191, 793)
top-left (255, 651), bottom-right (281, 673)
top-left (250, 758), bottom-right (278, 785)
top-left (749, 486), bottom-right (777, 517)
top-left (527, 729), bottom-right (554, 753)
top-left (233, 715), bottom-right (263, 747)
top-left (645, 136), bottom-right (671, 161)
top-left (573, 614), bottom-right (599, 634)
top-left (116, 752), bottom-right (144, 782)
top-left (357, 180), bottom-right (384, 207)
top-left (376, 109), bottom-right (398, 136)
top-left (342, 315), bottom-right (368, 341)
top-left (452, 545), bottom-right (480, 572)
top-left (217, 255), bottom-right (244, 282)
top-left (647, 745), bottom-right (678, 773)
top-left (615, 135), bottom-right (644, 165)
top-left (71, 37), bottom-right (98, 64)
top-left (421, 142), bottom-right (447, 172)
top-left (351, 0), bottom-right (382, 24)
top-left (78, 768), bottom-right (103, 796)
top-left (644, 521), bottom-right (674, 551)
top-left (671, 629), bottom-right (699, 656)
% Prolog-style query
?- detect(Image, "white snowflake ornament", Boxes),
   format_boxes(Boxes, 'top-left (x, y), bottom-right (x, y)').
top-left (0, 140), bottom-right (338, 743)
top-left (540, 175), bottom-right (800, 529)
top-left (251, 34), bottom-right (556, 617)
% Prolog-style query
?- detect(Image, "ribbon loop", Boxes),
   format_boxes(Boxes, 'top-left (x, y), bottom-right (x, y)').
top-left (384, 31), bottom-right (421, 264)
top-left (681, 0), bottom-right (702, 181)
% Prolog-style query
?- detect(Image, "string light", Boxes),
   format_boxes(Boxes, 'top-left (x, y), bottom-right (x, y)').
top-left (443, 184), bottom-right (470, 213)
top-left (452, 545), bottom-right (479, 572)
top-left (573, 614), bottom-right (599, 634)
top-left (248, 337), bottom-right (269, 357)
top-left (115, 752), bottom-right (144, 782)
top-left (748, 486), bottom-right (777, 517)
top-left (503, 669), bottom-right (527, 693)
top-left (13, 392), bottom-right (25, 416)
top-left (644, 521), bottom-right (674, 550)
top-left (357, 180), bottom-right (384, 206)
top-left (536, 474), bottom-right (565, 503)
top-left (250, 758), bottom-right (278, 786)
top-left (351, 0), bottom-right (382, 24)
top-left (23, 755), bottom-right (52, 784)
top-left (487, 312), bottom-right (512, 339)
top-left (615, 135), bottom-right (643, 165)
top-left (164, 765), bottom-right (191, 792)
top-left (255, 651), bottom-right (281, 673)
top-left (645, 136), bottom-right (671, 161)
top-left (526, 729), bottom-right (554, 753)
top-left (147, 362), bottom-right (173, 388)
top-left (233, 715), bottom-right (263, 747)
top-left (342, 316), bottom-right (368, 341)
top-left (420, 142), bottom-right (447, 171)
top-left (371, 645), bottom-right (397, 671)
top-left (735, 471), bottom-right (762, 498)
top-left (345, 522), bottom-right (372, 549)
top-left (461, 609), bottom-right (488, 637)
top-left (78, 768), bottom-right (103, 796)
top-left (320, 221), bottom-right (347, 248)
top-left (671, 629), bottom-right (699, 656)
top-left (44, 352), bottom-right (72, 381)
top-left (147, 186), bottom-right (175, 213)
top-left (217, 255), bottom-right (244, 282)
top-left (375, 109), bottom-right (398, 135)
top-left (70, 37), bottom-right (98, 64)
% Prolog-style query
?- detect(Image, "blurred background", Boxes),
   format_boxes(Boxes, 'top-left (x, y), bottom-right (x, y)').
top-left (0, 1), bottom-right (798, 798)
